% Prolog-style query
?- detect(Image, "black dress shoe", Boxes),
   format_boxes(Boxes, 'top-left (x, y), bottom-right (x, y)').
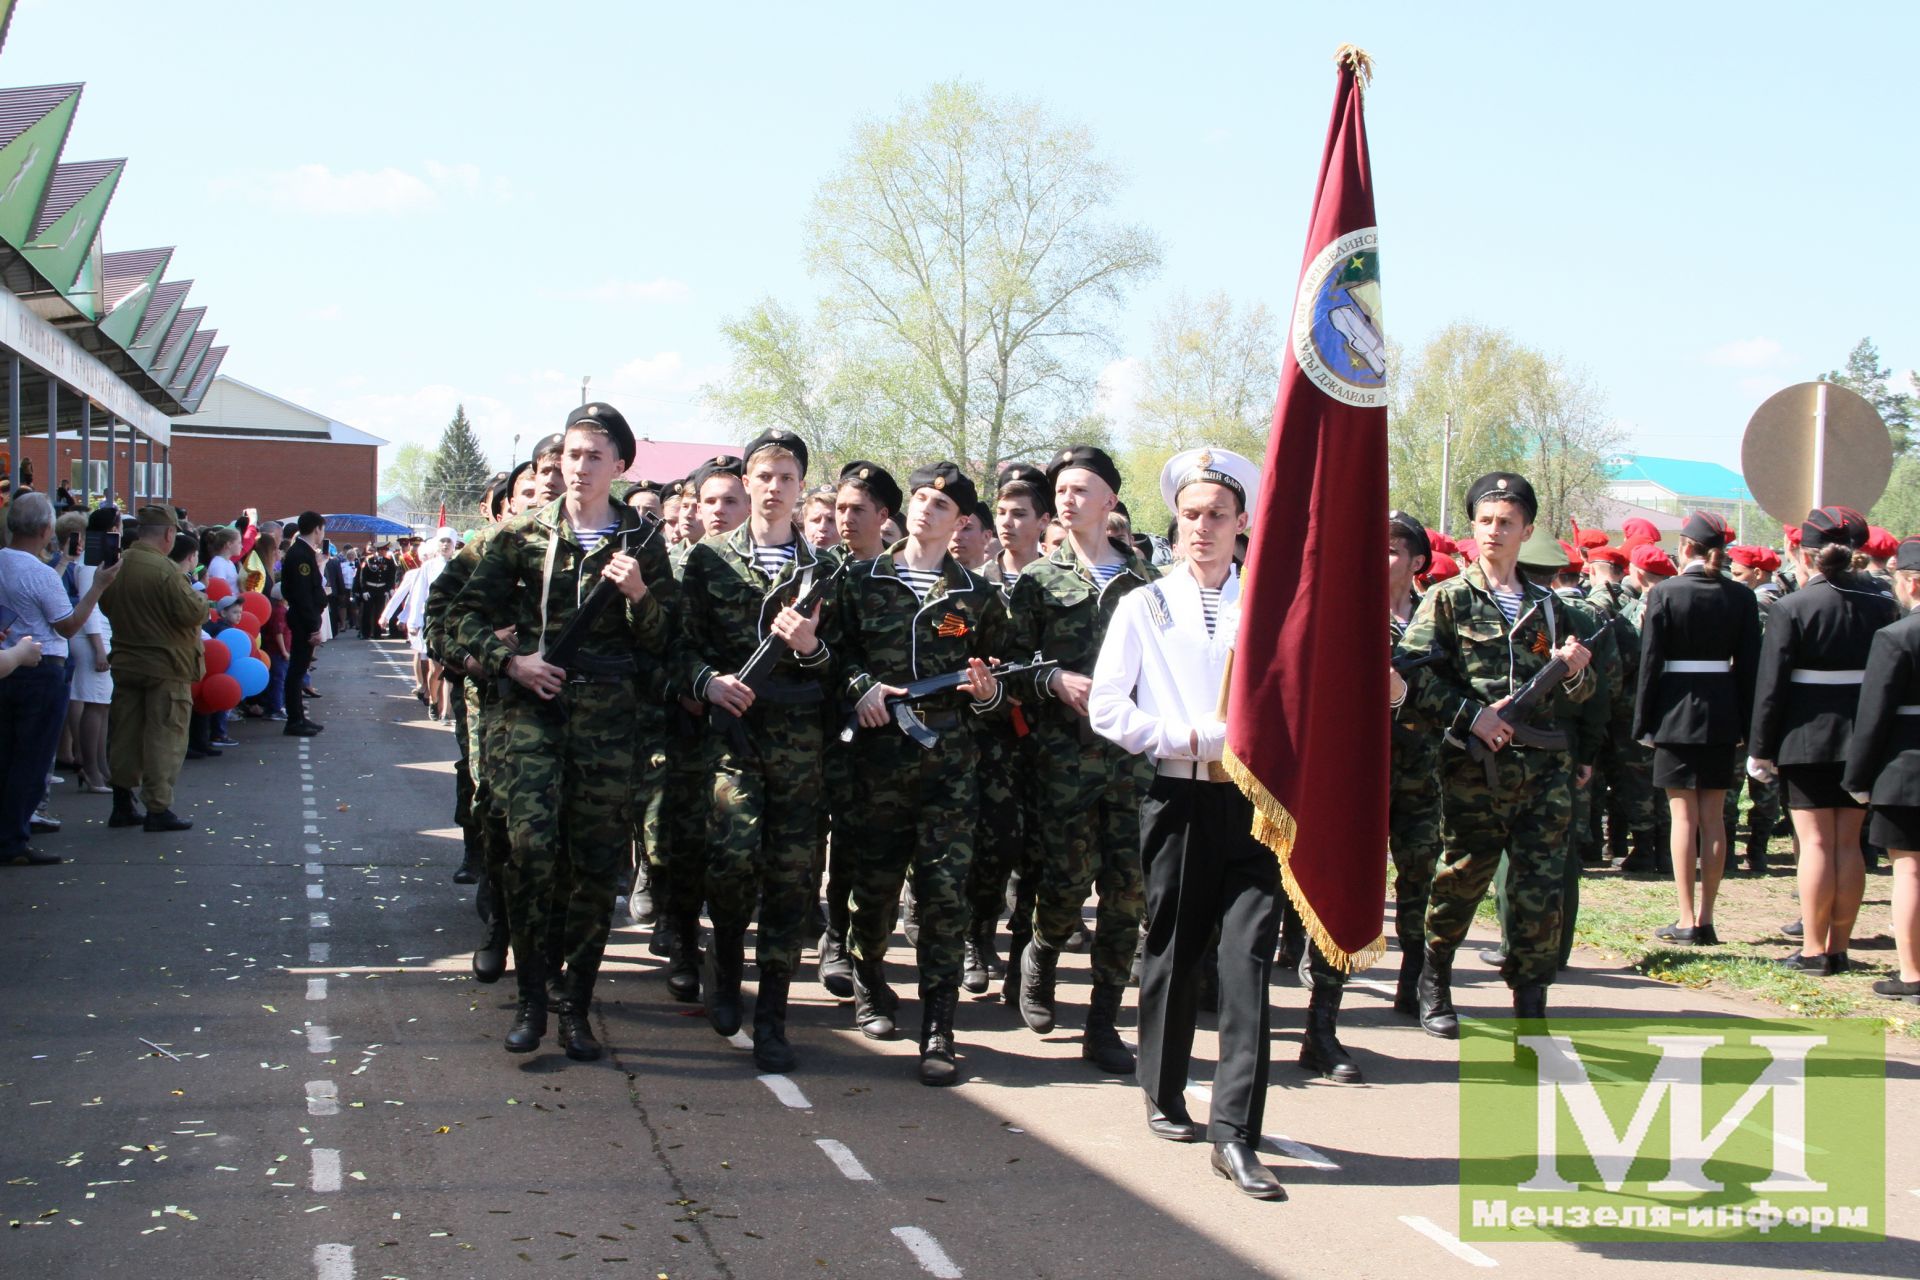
top-left (1693, 923), bottom-right (1720, 946)
top-left (1478, 947), bottom-right (1507, 968)
top-left (1827, 952), bottom-right (1851, 974)
top-left (1775, 951), bottom-right (1832, 976)
top-left (1145, 1098), bottom-right (1201, 1143)
top-left (143, 809), bottom-right (192, 833)
top-left (1781, 919), bottom-right (1804, 938)
top-left (3, 848), bottom-right (64, 866)
top-left (1872, 977), bottom-right (1920, 1001)
top-left (1211, 1141), bottom-right (1286, 1200)
top-left (451, 859), bottom-right (478, 885)
top-left (1654, 922), bottom-right (1699, 944)
top-left (284, 722), bottom-right (322, 737)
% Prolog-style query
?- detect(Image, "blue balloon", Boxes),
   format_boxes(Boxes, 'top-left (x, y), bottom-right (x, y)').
top-left (219, 627), bottom-right (253, 661)
top-left (230, 655), bottom-right (269, 698)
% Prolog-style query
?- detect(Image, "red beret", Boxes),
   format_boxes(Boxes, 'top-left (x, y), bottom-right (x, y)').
top-left (1621, 517), bottom-right (1661, 544)
top-left (1757, 547), bottom-right (1781, 572)
top-left (1424, 551), bottom-right (1460, 582)
top-left (1456, 540), bottom-right (1479, 563)
top-left (1426, 527), bottom-right (1456, 556)
top-left (1574, 528), bottom-right (1610, 549)
top-left (1586, 546), bottom-right (1628, 567)
top-left (1630, 543), bottom-right (1677, 577)
top-left (1865, 526), bottom-right (1900, 560)
top-left (1726, 544), bottom-right (1767, 567)
top-left (1783, 525), bottom-right (1802, 547)
top-left (1555, 539), bottom-right (1584, 570)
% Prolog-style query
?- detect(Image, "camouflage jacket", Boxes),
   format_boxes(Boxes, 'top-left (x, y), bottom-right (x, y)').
top-left (1391, 600), bottom-right (1443, 778)
top-left (1004, 535), bottom-right (1159, 734)
top-left (447, 497), bottom-right (675, 684)
top-left (423, 522), bottom-right (500, 669)
top-left (675, 525), bottom-right (837, 703)
top-left (1553, 588), bottom-right (1619, 765)
top-left (1400, 560), bottom-right (1596, 747)
top-left (826, 543), bottom-right (1011, 719)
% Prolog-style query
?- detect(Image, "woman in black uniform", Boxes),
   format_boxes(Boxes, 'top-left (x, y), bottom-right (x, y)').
top-left (1844, 536), bottom-right (1920, 1001)
top-left (1634, 511), bottom-right (1762, 945)
top-left (1749, 506), bottom-right (1899, 974)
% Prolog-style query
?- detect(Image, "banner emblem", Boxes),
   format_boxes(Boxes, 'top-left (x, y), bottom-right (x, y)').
top-left (1290, 227), bottom-right (1385, 407)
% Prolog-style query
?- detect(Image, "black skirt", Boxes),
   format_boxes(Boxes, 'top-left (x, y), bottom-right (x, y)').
top-left (1870, 805), bottom-right (1920, 850)
top-left (1780, 762), bottom-right (1863, 811)
top-left (1653, 743), bottom-right (1737, 791)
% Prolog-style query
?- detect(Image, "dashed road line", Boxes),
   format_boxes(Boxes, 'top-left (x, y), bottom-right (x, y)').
top-left (306, 978), bottom-right (328, 1001)
top-left (757, 1074), bottom-right (812, 1110)
top-left (306, 883), bottom-right (325, 899)
top-left (306, 1025), bottom-right (334, 1054)
top-left (815, 1138), bottom-right (873, 1182)
top-left (305, 1080), bottom-right (339, 1116)
top-left (310, 1147), bottom-right (342, 1193)
top-left (309, 942), bottom-right (330, 964)
top-left (310, 912), bottom-right (330, 928)
top-left (891, 1226), bottom-right (963, 1277)
top-left (304, 862), bottom-right (324, 875)
top-left (312, 1241), bottom-right (353, 1279)
top-left (1399, 1215), bottom-right (1497, 1267)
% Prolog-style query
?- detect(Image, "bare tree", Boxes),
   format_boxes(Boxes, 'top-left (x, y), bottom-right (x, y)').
top-left (1507, 354), bottom-right (1625, 539)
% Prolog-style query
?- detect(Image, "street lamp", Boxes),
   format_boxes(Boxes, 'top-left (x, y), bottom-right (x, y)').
top-left (581, 375), bottom-right (591, 406)
top-left (510, 433), bottom-right (520, 467)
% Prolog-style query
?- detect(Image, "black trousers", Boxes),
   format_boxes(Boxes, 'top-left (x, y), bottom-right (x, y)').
top-left (360, 590), bottom-right (389, 637)
top-left (1136, 774), bottom-right (1279, 1145)
top-left (287, 629), bottom-right (315, 726)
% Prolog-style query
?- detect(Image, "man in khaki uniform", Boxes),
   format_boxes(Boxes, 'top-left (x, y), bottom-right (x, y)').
top-left (100, 505), bottom-right (207, 833)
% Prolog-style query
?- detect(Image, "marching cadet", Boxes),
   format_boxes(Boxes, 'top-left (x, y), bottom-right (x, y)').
top-left (1387, 511), bottom-right (1443, 1018)
top-left (678, 429), bottom-right (836, 1072)
top-left (434, 472), bottom-right (509, 887)
top-left (816, 459), bottom-right (904, 1000)
top-left (655, 455), bottom-right (749, 1003)
top-left (1844, 536), bottom-right (1920, 1003)
top-left (1749, 506), bottom-right (1898, 975)
top-left (1633, 511), bottom-right (1762, 946)
top-left (447, 403), bottom-right (675, 1061)
top-left (1006, 445), bottom-right (1158, 1076)
top-left (1400, 472), bottom-right (1594, 1034)
top-left (965, 462), bottom-right (1050, 997)
top-left (1087, 446), bottom-right (1287, 1200)
top-left (823, 462), bottom-right (1008, 1086)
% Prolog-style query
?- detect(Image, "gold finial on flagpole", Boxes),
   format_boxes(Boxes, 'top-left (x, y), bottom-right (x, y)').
top-left (1335, 44), bottom-right (1374, 87)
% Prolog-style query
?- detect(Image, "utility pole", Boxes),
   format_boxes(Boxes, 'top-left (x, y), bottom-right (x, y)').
top-left (581, 375), bottom-right (591, 406)
top-left (1438, 411), bottom-right (1454, 533)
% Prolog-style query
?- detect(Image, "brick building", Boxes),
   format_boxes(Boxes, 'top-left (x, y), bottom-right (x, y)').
top-left (165, 377), bottom-right (384, 529)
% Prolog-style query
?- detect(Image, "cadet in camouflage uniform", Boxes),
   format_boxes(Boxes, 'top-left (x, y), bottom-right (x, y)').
top-left (447, 403), bottom-right (675, 1061)
top-left (678, 429), bottom-right (837, 1073)
top-left (823, 462), bottom-right (1010, 1086)
top-left (1581, 547), bottom-right (1663, 869)
top-left (1004, 445), bottom-right (1157, 1075)
top-left (1388, 512), bottom-right (1444, 1017)
top-left (1399, 472), bottom-right (1595, 1034)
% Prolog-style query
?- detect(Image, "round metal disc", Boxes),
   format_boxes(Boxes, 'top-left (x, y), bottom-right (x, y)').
top-left (1740, 382), bottom-right (1892, 525)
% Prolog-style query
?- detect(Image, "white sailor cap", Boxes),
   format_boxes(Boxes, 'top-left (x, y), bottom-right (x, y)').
top-left (1160, 447), bottom-right (1260, 519)
top-left (433, 526), bottom-right (459, 543)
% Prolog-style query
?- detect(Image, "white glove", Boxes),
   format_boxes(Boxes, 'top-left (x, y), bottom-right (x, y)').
top-left (1848, 790), bottom-right (1871, 807)
top-left (1746, 757), bottom-right (1777, 784)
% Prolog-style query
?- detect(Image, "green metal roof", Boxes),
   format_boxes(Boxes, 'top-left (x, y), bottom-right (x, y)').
top-left (1605, 454), bottom-right (1752, 503)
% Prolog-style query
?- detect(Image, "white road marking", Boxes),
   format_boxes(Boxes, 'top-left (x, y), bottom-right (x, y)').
top-left (306, 979), bottom-right (327, 1002)
top-left (304, 824), bottom-right (319, 835)
top-left (312, 1242), bottom-right (353, 1280)
top-left (310, 1147), bottom-right (342, 1193)
top-left (306, 1025), bottom-right (334, 1054)
top-left (304, 862), bottom-right (323, 875)
top-left (757, 1074), bottom-right (812, 1110)
top-left (891, 1226), bottom-right (963, 1278)
top-left (304, 843), bottom-right (321, 855)
top-left (726, 1030), bottom-right (754, 1050)
top-left (309, 943), bottom-right (330, 964)
top-left (1350, 978), bottom-right (1397, 997)
top-left (1184, 1079), bottom-right (1212, 1102)
top-left (815, 1138), bottom-right (873, 1181)
top-left (310, 912), bottom-right (330, 928)
top-left (301, 783), bottom-right (313, 792)
top-left (306, 1080), bottom-right (339, 1116)
top-left (1261, 1134), bottom-right (1340, 1170)
top-left (307, 883), bottom-right (324, 899)
top-left (1399, 1215), bottom-right (1497, 1268)
top-left (303, 809), bottom-right (320, 820)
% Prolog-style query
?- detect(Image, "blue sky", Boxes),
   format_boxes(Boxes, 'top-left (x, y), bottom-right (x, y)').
top-left (8, 1), bottom-right (1914, 479)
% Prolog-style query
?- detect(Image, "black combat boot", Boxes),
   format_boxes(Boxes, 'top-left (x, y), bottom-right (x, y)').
top-left (143, 808), bottom-right (192, 833)
top-left (1512, 984), bottom-right (1548, 1019)
top-left (452, 833), bottom-right (479, 885)
top-left (1001, 923), bottom-right (1032, 1007)
top-left (751, 973), bottom-right (797, 1073)
top-left (666, 913), bottom-right (702, 1004)
top-left (961, 934), bottom-right (990, 994)
top-left (1275, 904), bottom-right (1306, 972)
top-left (108, 788), bottom-right (146, 828)
top-left (1082, 981), bottom-right (1136, 1074)
top-left (631, 860), bottom-right (657, 924)
top-left (851, 955), bottom-right (899, 1040)
top-left (1299, 979), bottom-right (1363, 1083)
top-left (472, 912), bottom-right (509, 984)
top-left (704, 926), bottom-right (746, 1037)
top-left (558, 973), bottom-right (602, 1062)
top-left (817, 927), bottom-right (854, 999)
top-left (918, 982), bottom-right (960, 1087)
top-left (1393, 944), bottom-right (1424, 1017)
top-left (1745, 833), bottom-right (1770, 876)
top-left (1018, 939), bottom-right (1060, 1033)
top-left (900, 881), bottom-right (921, 950)
top-left (505, 957), bottom-right (548, 1054)
top-left (973, 920), bottom-right (1004, 979)
top-left (1417, 943), bottom-right (1459, 1039)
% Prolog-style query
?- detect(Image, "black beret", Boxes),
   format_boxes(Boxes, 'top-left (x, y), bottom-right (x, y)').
top-left (529, 432), bottom-right (565, 462)
top-left (1387, 509), bottom-right (1432, 566)
top-left (1465, 471), bottom-right (1537, 523)
top-left (690, 453), bottom-right (745, 494)
top-left (1896, 536), bottom-right (1920, 572)
top-left (565, 401), bottom-right (636, 466)
top-left (505, 459), bottom-right (533, 495)
top-left (837, 460), bottom-right (903, 517)
top-left (995, 462), bottom-right (1053, 514)
top-left (1045, 444), bottom-right (1122, 494)
top-left (1680, 509), bottom-right (1732, 549)
top-left (908, 462), bottom-right (978, 516)
top-left (1801, 505), bottom-right (1870, 550)
top-left (969, 499), bottom-right (993, 526)
top-left (742, 428), bottom-right (809, 478)
top-left (630, 479), bottom-right (665, 497)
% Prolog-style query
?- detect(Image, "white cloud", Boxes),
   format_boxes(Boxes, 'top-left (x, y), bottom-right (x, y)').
top-left (543, 277), bottom-right (692, 305)
top-left (1704, 337), bottom-right (1785, 369)
top-left (209, 162), bottom-right (507, 215)
top-left (1096, 356), bottom-right (1146, 435)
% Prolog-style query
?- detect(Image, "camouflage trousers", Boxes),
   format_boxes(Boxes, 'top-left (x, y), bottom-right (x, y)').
top-left (965, 725), bottom-right (1029, 929)
top-left (707, 702), bottom-right (824, 980)
top-left (450, 682), bottom-right (476, 852)
top-left (495, 679), bottom-right (640, 1001)
top-left (845, 723), bottom-right (978, 989)
top-left (1388, 763), bottom-right (1444, 959)
top-left (1492, 773), bottom-right (1587, 970)
top-left (469, 683), bottom-right (514, 925)
top-left (1027, 728), bottom-right (1149, 989)
top-left (820, 733), bottom-right (856, 934)
top-left (1597, 732), bottom-right (1664, 847)
top-left (1723, 770), bottom-right (1782, 850)
top-left (631, 703), bottom-right (669, 872)
top-left (657, 717), bottom-right (724, 921)
top-left (1426, 745), bottom-right (1572, 989)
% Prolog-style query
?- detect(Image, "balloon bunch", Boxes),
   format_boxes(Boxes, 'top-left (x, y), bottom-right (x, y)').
top-left (191, 589), bottom-right (274, 713)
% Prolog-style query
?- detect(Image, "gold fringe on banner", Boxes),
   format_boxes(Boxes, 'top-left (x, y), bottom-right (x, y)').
top-left (1222, 743), bottom-right (1387, 975)
top-left (1334, 44), bottom-right (1375, 88)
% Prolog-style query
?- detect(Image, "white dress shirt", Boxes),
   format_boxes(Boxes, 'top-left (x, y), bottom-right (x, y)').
top-left (1089, 562), bottom-right (1240, 764)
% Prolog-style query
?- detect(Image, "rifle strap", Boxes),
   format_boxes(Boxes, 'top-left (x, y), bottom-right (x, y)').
top-left (537, 520), bottom-right (561, 659)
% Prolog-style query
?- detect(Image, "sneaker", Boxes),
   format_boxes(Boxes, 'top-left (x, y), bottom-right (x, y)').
top-left (1871, 977), bottom-right (1920, 1000)
top-left (267, 711), bottom-right (288, 722)
top-left (1655, 923), bottom-right (1699, 944)
top-left (46, 774), bottom-right (65, 787)
top-left (29, 812), bottom-right (60, 834)
top-left (1775, 951), bottom-right (1832, 976)
top-left (211, 737), bottom-right (241, 748)
top-left (3, 847), bottom-right (63, 866)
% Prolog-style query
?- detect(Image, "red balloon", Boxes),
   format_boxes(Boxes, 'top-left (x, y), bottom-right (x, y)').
top-left (202, 638), bottom-right (231, 676)
top-left (236, 614), bottom-right (263, 638)
top-left (252, 643), bottom-right (267, 663)
top-left (192, 673), bottom-right (242, 715)
top-left (240, 591), bottom-right (271, 623)
top-left (205, 577), bottom-right (234, 602)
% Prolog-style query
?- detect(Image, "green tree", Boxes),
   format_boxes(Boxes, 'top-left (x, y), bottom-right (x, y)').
top-left (708, 81), bottom-right (1161, 489)
top-left (381, 441), bottom-right (438, 512)
top-left (1869, 456), bottom-right (1920, 535)
top-left (1821, 336), bottom-right (1915, 456)
top-left (425, 404), bottom-right (490, 519)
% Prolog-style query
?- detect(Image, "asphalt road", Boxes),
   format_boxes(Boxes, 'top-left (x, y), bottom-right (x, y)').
top-left (3, 636), bottom-right (1918, 1279)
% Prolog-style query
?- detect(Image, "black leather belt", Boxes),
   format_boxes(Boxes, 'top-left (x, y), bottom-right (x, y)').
top-left (754, 679), bottom-right (824, 706)
top-left (921, 710), bottom-right (962, 731)
top-left (566, 653), bottom-right (636, 684)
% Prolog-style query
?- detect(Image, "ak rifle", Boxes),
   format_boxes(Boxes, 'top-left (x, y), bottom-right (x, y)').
top-left (709, 558), bottom-right (844, 752)
top-left (839, 658), bottom-right (1059, 750)
top-left (1461, 614), bottom-right (1615, 785)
